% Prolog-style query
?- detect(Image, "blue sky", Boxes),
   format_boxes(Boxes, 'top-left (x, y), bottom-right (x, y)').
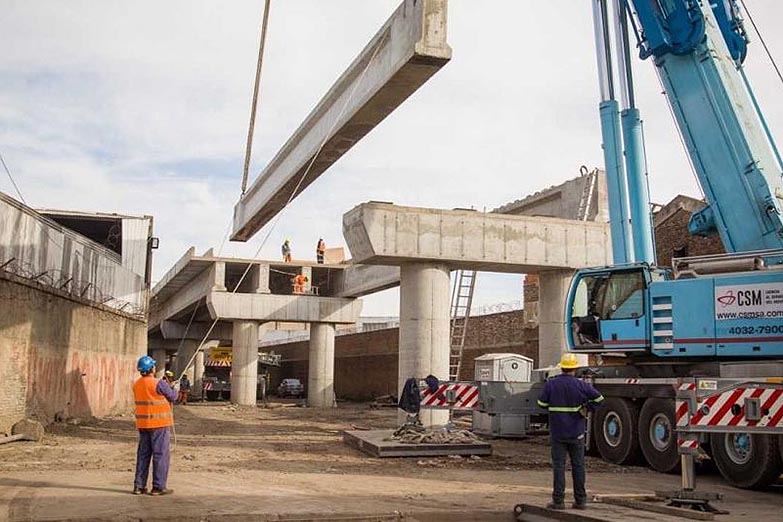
top-left (2, 1), bottom-right (783, 316)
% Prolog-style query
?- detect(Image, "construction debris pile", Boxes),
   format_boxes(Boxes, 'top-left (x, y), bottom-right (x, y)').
top-left (389, 424), bottom-right (481, 445)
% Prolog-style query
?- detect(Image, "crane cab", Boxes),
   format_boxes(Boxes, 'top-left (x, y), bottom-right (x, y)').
top-left (566, 264), bottom-right (661, 354)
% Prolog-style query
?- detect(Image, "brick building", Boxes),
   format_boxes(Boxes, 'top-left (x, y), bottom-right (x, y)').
top-left (653, 194), bottom-right (725, 268)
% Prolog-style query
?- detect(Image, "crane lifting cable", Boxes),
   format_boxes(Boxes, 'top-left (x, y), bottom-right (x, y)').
top-left (242, 0), bottom-right (272, 195)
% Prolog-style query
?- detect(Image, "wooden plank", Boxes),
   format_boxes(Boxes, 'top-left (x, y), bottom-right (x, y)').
top-left (598, 497), bottom-right (715, 521)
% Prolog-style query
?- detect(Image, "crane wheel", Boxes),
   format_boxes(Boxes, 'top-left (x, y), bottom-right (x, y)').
top-left (779, 435), bottom-right (783, 470)
top-left (594, 397), bottom-right (642, 465)
top-left (638, 398), bottom-right (680, 473)
top-left (709, 433), bottom-right (782, 489)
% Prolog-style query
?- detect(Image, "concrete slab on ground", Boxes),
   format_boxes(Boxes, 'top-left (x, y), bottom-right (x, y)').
top-left (232, 0), bottom-right (451, 241)
top-left (343, 429), bottom-right (492, 458)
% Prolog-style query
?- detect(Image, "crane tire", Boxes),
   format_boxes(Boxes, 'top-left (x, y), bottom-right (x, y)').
top-left (638, 398), bottom-right (680, 473)
top-left (709, 433), bottom-right (782, 489)
top-left (594, 397), bottom-right (641, 465)
top-left (779, 436), bottom-right (783, 467)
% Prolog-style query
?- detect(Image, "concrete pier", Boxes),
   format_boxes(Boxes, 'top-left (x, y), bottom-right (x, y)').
top-left (175, 340), bottom-right (199, 381)
top-left (398, 263), bottom-right (451, 427)
top-left (151, 348), bottom-right (167, 377)
top-left (231, 320), bottom-right (260, 406)
top-left (193, 345), bottom-right (206, 395)
top-left (538, 269), bottom-right (573, 368)
top-left (307, 323), bottom-right (336, 408)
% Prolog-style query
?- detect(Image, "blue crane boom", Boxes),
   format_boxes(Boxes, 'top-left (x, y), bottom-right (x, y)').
top-left (631, 0), bottom-right (783, 252)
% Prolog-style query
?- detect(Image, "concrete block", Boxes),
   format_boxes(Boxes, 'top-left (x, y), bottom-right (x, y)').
top-left (344, 202), bottom-right (612, 272)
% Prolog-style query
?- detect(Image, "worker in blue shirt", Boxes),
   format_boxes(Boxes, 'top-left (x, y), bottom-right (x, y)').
top-left (537, 353), bottom-right (604, 510)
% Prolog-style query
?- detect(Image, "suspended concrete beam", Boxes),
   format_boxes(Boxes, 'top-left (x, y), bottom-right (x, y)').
top-left (343, 202), bottom-right (612, 272)
top-left (231, 0), bottom-right (451, 241)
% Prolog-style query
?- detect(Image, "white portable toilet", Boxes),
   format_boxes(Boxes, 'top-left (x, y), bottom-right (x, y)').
top-left (474, 353), bottom-right (534, 383)
top-left (473, 353), bottom-right (535, 438)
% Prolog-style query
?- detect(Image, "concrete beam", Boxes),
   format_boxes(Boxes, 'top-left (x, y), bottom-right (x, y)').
top-left (343, 202), bottom-right (612, 272)
top-left (160, 320), bottom-right (233, 342)
top-left (206, 293), bottom-right (361, 324)
top-left (332, 263), bottom-right (400, 297)
top-left (231, 0), bottom-right (451, 241)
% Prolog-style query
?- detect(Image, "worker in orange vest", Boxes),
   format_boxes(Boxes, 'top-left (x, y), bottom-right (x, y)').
top-left (132, 356), bottom-right (177, 496)
top-left (292, 273), bottom-right (309, 294)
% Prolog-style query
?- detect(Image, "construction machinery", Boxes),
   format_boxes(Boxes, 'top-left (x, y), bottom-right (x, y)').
top-left (561, 0), bottom-right (783, 492)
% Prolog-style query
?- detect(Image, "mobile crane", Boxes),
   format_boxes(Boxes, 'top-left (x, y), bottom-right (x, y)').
top-left (565, 0), bottom-right (783, 490)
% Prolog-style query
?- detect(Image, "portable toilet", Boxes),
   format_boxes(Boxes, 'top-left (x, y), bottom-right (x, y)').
top-left (473, 353), bottom-right (535, 438)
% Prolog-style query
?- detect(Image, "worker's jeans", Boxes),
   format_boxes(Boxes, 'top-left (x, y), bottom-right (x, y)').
top-left (550, 436), bottom-right (586, 505)
top-left (134, 427), bottom-right (171, 490)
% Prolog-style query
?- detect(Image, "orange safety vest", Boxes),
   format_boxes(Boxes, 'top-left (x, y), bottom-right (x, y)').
top-left (133, 376), bottom-right (173, 429)
top-left (295, 275), bottom-right (307, 285)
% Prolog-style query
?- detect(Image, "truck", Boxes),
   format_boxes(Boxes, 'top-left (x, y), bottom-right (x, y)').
top-left (201, 346), bottom-right (282, 401)
top-left (560, 0), bottom-right (783, 491)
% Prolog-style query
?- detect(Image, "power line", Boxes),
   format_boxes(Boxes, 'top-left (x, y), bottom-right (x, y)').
top-left (0, 149), bottom-right (27, 205)
top-left (740, 0), bottom-right (783, 88)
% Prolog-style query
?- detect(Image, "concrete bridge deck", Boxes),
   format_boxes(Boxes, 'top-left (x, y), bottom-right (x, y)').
top-left (149, 248), bottom-right (361, 408)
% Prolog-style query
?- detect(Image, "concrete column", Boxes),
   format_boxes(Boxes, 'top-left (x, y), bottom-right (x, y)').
top-left (538, 269), bottom-right (574, 369)
top-left (210, 261), bottom-right (227, 291)
top-left (308, 323), bottom-right (336, 408)
top-left (250, 264), bottom-right (270, 293)
top-left (398, 262), bottom-right (450, 427)
top-left (231, 320), bottom-right (259, 406)
top-left (193, 344), bottom-right (208, 396)
top-left (151, 348), bottom-right (167, 378)
top-left (175, 340), bottom-right (199, 381)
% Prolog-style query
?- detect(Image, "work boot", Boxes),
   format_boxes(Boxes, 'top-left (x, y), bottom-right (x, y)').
top-left (546, 502), bottom-right (565, 510)
top-left (572, 502), bottom-right (588, 510)
top-left (150, 488), bottom-right (174, 496)
top-left (132, 487), bottom-right (147, 495)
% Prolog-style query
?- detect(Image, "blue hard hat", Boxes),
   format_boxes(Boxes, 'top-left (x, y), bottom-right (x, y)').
top-left (137, 355), bottom-right (156, 373)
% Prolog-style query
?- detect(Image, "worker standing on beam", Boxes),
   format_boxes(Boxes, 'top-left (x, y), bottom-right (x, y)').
top-left (132, 356), bottom-right (177, 496)
top-left (282, 238), bottom-right (292, 262)
top-left (537, 353), bottom-right (604, 511)
top-left (316, 238), bottom-right (326, 264)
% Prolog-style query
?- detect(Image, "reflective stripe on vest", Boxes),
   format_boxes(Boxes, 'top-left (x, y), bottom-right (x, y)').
top-left (133, 376), bottom-right (173, 429)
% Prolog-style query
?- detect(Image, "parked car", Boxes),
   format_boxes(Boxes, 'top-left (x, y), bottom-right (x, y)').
top-left (277, 378), bottom-right (304, 398)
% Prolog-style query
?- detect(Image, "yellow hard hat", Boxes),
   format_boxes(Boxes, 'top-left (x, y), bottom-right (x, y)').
top-left (558, 353), bottom-right (580, 370)
top-left (165, 370), bottom-right (174, 377)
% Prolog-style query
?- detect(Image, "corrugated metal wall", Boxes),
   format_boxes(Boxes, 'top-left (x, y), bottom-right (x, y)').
top-left (0, 192), bottom-right (149, 313)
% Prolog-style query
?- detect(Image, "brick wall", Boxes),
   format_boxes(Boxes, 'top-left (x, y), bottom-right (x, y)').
top-left (654, 207), bottom-right (724, 268)
top-left (271, 310), bottom-right (538, 401)
top-left (0, 273), bottom-right (146, 433)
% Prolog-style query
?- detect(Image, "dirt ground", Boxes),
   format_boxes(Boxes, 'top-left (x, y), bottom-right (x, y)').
top-left (0, 401), bottom-right (781, 521)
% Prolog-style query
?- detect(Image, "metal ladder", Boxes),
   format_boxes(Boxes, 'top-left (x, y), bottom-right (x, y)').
top-left (449, 269), bottom-right (477, 381)
top-left (576, 166), bottom-right (598, 221)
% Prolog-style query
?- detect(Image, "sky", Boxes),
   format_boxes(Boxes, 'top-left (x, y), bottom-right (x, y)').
top-left (2, 1), bottom-right (783, 316)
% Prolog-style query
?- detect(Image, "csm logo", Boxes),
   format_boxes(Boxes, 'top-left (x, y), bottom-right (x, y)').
top-left (717, 289), bottom-right (762, 307)
top-left (716, 290), bottom-right (735, 307)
